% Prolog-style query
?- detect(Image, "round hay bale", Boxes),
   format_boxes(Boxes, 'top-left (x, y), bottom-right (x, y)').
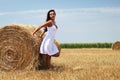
top-left (54, 40), bottom-right (61, 53)
top-left (112, 41), bottom-right (120, 50)
top-left (0, 24), bottom-right (39, 71)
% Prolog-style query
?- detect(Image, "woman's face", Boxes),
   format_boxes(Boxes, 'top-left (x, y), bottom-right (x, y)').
top-left (49, 11), bottom-right (56, 20)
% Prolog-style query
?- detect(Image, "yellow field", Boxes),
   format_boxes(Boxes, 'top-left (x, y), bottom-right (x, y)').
top-left (0, 48), bottom-right (120, 80)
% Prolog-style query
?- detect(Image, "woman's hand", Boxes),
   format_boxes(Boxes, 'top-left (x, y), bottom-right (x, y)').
top-left (32, 32), bottom-right (36, 36)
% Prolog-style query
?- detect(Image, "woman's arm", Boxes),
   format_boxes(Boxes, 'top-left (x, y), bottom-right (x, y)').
top-left (40, 28), bottom-right (47, 38)
top-left (32, 20), bottom-right (52, 36)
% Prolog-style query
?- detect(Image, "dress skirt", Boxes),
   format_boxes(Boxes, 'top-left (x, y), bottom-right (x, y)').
top-left (40, 25), bottom-right (59, 56)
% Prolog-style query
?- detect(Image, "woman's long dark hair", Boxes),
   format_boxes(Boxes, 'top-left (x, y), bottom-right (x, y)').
top-left (46, 9), bottom-right (56, 21)
top-left (44, 10), bottom-right (56, 32)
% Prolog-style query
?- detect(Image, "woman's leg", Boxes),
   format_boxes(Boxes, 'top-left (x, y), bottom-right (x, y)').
top-left (52, 52), bottom-right (60, 57)
top-left (46, 55), bottom-right (51, 69)
top-left (40, 54), bottom-right (47, 67)
top-left (42, 54), bottom-right (47, 62)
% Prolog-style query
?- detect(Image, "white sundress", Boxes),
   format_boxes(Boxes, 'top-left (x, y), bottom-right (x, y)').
top-left (40, 24), bottom-right (59, 56)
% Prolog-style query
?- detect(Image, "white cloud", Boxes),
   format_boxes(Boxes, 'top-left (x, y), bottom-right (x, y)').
top-left (0, 7), bottom-right (120, 16)
top-left (0, 9), bottom-right (47, 16)
top-left (57, 7), bottom-right (120, 14)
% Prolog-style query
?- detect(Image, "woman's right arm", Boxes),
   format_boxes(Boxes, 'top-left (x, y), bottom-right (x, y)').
top-left (32, 20), bottom-right (52, 36)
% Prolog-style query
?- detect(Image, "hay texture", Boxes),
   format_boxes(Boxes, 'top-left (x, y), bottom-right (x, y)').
top-left (0, 24), bottom-right (61, 71)
top-left (0, 24), bottom-right (39, 71)
top-left (112, 41), bottom-right (120, 50)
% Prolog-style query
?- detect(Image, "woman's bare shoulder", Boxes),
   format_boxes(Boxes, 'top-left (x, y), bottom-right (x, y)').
top-left (46, 20), bottom-right (53, 27)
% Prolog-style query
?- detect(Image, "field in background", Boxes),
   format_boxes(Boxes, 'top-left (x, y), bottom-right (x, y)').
top-left (61, 43), bottom-right (112, 48)
top-left (0, 48), bottom-right (120, 80)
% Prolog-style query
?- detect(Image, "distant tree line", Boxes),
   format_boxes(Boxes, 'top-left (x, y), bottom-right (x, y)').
top-left (60, 43), bottom-right (112, 48)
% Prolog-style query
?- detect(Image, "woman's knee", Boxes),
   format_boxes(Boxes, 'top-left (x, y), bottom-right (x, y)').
top-left (52, 52), bottom-right (60, 57)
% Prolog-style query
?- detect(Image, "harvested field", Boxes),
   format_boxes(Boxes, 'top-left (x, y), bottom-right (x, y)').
top-left (0, 48), bottom-right (120, 80)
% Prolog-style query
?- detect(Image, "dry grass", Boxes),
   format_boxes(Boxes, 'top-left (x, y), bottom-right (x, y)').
top-left (0, 48), bottom-right (120, 80)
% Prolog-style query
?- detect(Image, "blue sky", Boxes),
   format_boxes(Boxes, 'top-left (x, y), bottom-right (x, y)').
top-left (0, 0), bottom-right (120, 43)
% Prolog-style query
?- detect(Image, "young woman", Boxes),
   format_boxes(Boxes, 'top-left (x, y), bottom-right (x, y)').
top-left (32, 9), bottom-right (60, 69)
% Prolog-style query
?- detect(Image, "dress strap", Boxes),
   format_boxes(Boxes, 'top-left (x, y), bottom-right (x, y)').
top-left (52, 22), bottom-right (58, 29)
